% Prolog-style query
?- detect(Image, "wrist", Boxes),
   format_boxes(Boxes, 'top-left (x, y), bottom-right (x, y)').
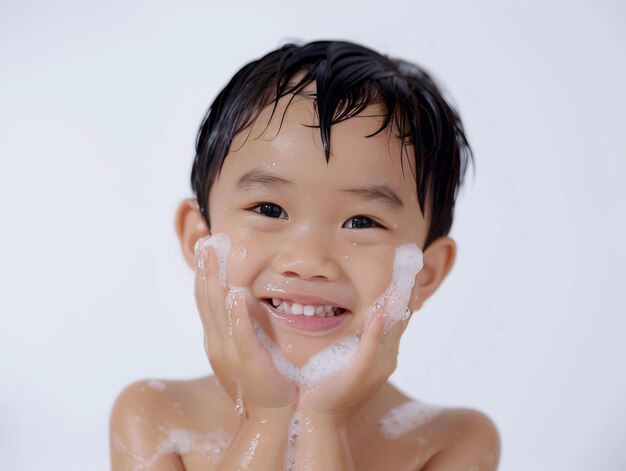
top-left (297, 410), bottom-right (350, 430)
top-left (244, 404), bottom-right (296, 426)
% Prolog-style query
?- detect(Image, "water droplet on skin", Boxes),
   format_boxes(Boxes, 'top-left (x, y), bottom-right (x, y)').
top-left (238, 246), bottom-right (247, 259)
top-left (343, 254), bottom-right (350, 260)
top-left (286, 343), bottom-right (294, 352)
top-left (265, 283), bottom-right (286, 294)
top-left (352, 242), bottom-right (358, 247)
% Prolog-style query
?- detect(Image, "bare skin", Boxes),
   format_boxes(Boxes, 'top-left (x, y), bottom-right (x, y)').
top-left (110, 376), bottom-right (499, 470)
top-left (110, 89), bottom-right (501, 470)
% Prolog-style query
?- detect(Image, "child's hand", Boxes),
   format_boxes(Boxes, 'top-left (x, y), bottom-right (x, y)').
top-left (297, 305), bottom-right (407, 425)
top-left (194, 242), bottom-right (297, 421)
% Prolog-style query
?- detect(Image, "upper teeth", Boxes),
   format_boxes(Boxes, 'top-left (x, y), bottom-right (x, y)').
top-left (270, 298), bottom-right (339, 317)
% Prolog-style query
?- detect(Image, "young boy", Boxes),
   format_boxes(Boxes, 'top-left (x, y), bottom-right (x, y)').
top-left (110, 40), bottom-right (501, 470)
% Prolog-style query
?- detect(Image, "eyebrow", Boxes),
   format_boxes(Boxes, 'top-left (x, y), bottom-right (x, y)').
top-left (236, 167), bottom-right (404, 209)
top-left (339, 185), bottom-right (405, 210)
top-left (235, 168), bottom-right (294, 191)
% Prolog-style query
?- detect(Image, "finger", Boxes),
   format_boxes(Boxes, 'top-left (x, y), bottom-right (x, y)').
top-left (229, 289), bottom-right (255, 352)
top-left (204, 246), bottom-right (233, 341)
top-left (353, 309), bottom-right (387, 373)
top-left (194, 239), bottom-right (221, 347)
top-left (378, 311), bottom-right (410, 360)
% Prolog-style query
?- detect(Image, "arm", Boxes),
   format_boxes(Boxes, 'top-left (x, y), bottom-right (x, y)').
top-left (195, 240), bottom-right (299, 469)
top-left (216, 411), bottom-right (293, 470)
top-left (293, 413), bottom-right (355, 471)
top-left (422, 411), bottom-right (501, 471)
top-left (294, 310), bottom-right (405, 471)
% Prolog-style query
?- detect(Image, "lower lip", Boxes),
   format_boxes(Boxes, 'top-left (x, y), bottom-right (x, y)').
top-left (261, 300), bottom-right (350, 332)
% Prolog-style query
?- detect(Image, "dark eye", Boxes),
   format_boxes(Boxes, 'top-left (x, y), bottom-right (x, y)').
top-left (250, 203), bottom-right (288, 219)
top-left (343, 216), bottom-right (381, 229)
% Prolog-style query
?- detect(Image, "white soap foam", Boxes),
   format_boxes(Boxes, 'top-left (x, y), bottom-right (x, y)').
top-left (115, 427), bottom-right (232, 470)
top-left (147, 380), bottom-right (167, 391)
top-left (197, 233), bottom-right (232, 287)
top-left (378, 400), bottom-right (442, 439)
top-left (298, 335), bottom-right (360, 388)
top-left (249, 244), bottom-right (422, 388)
top-left (366, 244), bottom-right (423, 332)
top-left (251, 320), bottom-right (359, 388)
top-left (252, 319), bottom-right (301, 385)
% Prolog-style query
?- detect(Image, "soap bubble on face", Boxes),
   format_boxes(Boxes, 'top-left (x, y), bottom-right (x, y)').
top-left (195, 233), bottom-right (424, 389)
top-left (365, 243), bottom-right (424, 333)
top-left (195, 233), bottom-right (232, 287)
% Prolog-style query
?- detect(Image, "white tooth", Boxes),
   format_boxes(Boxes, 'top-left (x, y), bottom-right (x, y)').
top-left (324, 305), bottom-right (333, 313)
top-left (327, 310), bottom-right (334, 317)
top-left (303, 305), bottom-right (315, 316)
top-left (315, 306), bottom-right (324, 315)
top-left (272, 298), bottom-right (280, 307)
top-left (277, 302), bottom-right (285, 312)
top-left (291, 303), bottom-right (303, 315)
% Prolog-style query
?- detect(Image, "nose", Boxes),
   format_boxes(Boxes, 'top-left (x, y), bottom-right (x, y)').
top-left (271, 226), bottom-right (342, 281)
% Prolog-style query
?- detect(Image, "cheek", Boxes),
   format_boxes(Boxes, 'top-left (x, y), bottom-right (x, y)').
top-left (222, 227), bottom-right (262, 287)
top-left (347, 246), bottom-right (396, 311)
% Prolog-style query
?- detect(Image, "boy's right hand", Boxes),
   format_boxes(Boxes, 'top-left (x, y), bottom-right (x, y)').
top-left (194, 240), bottom-right (297, 422)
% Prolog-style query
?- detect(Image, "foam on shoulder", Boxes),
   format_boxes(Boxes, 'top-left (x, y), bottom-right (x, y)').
top-left (146, 380), bottom-right (167, 391)
top-left (113, 427), bottom-right (232, 470)
top-left (378, 400), bottom-right (442, 439)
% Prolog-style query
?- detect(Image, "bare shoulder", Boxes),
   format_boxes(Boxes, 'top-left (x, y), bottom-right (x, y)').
top-left (362, 385), bottom-right (500, 471)
top-left (109, 376), bottom-right (234, 471)
top-left (420, 407), bottom-right (501, 471)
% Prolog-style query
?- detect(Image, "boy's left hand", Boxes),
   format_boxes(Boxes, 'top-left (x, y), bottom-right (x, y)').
top-left (296, 305), bottom-right (408, 425)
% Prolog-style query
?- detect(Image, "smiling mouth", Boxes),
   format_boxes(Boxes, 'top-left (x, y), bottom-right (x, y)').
top-left (262, 298), bottom-right (348, 318)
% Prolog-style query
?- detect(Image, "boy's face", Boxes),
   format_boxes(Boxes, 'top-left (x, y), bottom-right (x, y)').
top-left (206, 92), bottom-right (428, 366)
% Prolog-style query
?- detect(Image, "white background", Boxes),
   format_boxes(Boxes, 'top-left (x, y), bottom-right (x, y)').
top-left (1, 0), bottom-right (625, 469)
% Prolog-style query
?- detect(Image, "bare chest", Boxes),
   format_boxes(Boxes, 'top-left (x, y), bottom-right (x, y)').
top-left (175, 415), bottom-right (440, 471)
top-left (166, 379), bottom-right (444, 471)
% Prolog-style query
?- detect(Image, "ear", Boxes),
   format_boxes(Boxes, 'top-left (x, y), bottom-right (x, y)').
top-left (410, 236), bottom-right (457, 311)
top-left (175, 198), bottom-right (210, 271)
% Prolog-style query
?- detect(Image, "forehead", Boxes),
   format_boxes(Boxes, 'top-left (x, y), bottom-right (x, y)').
top-left (223, 92), bottom-right (417, 195)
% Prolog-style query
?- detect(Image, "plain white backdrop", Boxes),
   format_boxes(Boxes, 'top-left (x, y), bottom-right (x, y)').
top-left (1, 0), bottom-right (625, 469)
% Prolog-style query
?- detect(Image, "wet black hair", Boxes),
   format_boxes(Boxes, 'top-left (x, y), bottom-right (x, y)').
top-left (191, 40), bottom-right (473, 249)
